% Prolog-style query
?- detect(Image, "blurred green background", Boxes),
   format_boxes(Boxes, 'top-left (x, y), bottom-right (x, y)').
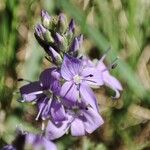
top-left (0, 0), bottom-right (150, 149)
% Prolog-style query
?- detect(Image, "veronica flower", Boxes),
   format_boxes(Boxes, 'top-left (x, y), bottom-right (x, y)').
top-left (19, 68), bottom-right (65, 121)
top-left (60, 55), bottom-right (103, 111)
top-left (25, 133), bottom-right (57, 150)
top-left (1, 132), bottom-right (57, 150)
top-left (45, 101), bottom-right (104, 140)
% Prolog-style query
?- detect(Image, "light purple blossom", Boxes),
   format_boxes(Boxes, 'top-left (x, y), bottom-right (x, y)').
top-left (26, 133), bottom-right (57, 150)
top-left (1, 132), bottom-right (57, 150)
top-left (45, 101), bottom-right (104, 140)
top-left (60, 55), bottom-right (103, 111)
top-left (19, 68), bottom-right (65, 121)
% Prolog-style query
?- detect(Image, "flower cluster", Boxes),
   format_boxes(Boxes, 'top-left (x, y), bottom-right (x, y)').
top-left (17, 10), bottom-right (122, 149)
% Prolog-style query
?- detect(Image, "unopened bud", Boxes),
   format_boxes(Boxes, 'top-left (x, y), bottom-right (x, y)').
top-left (43, 30), bottom-right (54, 43)
top-left (49, 47), bottom-right (62, 65)
top-left (55, 33), bottom-right (68, 52)
top-left (77, 34), bottom-right (83, 48)
top-left (57, 13), bottom-right (67, 33)
top-left (35, 24), bottom-right (46, 39)
top-left (41, 10), bottom-right (51, 29)
top-left (69, 19), bottom-right (75, 33)
top-left (70, 37), bottom-right (80, 52)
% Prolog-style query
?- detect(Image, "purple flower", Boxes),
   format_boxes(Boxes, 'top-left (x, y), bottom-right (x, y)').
top-left (45, 101), bottom-right (103, 140)
top-left (96, 55), bottom-right (123, 98)
top-left (1, 132), bottom-right (57, 150)
top-left (19, 68), bottom-right (65, 121)
top-left (60, 55), bottom-right (103, 111)
top-left (26, 133), bottom-right (57, 150)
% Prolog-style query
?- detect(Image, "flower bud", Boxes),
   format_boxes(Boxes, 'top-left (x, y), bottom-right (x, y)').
top-left (35, 24), bottom-right (54, 43)
top-left (55, 33), bottom-right (68, 52)
top-left (41, 10), bottom-right (51, 29)
top-left (43, 30), bottom-right (54, 43)
top-left (77, 34), bottom-right (83, 48)
top-left (70, 37), bottom-right (79, 52)
top-left (57, 13), bottom-right (67, 33)
top-left (49, 47), bottom-right (62, 65)
top-left (35, 24), bottom-right (46, 39)
top-left (69, 19), bottom-right (75, 33)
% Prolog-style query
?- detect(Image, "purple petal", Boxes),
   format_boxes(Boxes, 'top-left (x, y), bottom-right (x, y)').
top-left (43, 138), bottom-right (57, 150)
top-left (80, 82), bottom-right (99, 112)
top-left (55, 32), bottom-right (63, 44)
top-left (70, 118), bottom-right (85, 136)
top-left (45, 119), bottom-right (71, 140)
top-left (81, 67), bottom-right (103, 86)
top-left (26, 133), bottom-right (57, 150)
top-left (51, 98), bottom-right (66, 122)
top-left (103, 71), bottom-right (122, 98)
top-left (20, 81), bottom-right (43, 102)
top-left (40, 68), bottom-right (61, 94)
top-left (97, 59), bottom-right (107, 72)
top-left (82, 56), bottom-right (95, 67)
top-left (70, 37), bottom-right (79, 52)
top-left (37, 97), bottom-right (52, 120)
top-left (77, 34), bottom-right (83, 48)
top-left (35, 24), bottom-right (46, 37)
top-left (60, 81), bottom-right (79, 103)
top-left (82, 107), bottom-right (104, 134)
top-left (61, 55), bottom-right (82, 80)
top-left (69, 19), bottom-right (75, 33)
top-left (41, 10), bottom-right (51, 20)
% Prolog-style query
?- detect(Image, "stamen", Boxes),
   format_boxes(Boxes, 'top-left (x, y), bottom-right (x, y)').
top-left (111, 63), bottom-right (118, 69)
top-left (108, 57), bottom-right (119, 70)
top-left (41, 122), bottom-right (45, 131)
top-left (83, 79), bottom-right (97, 83)
top-left (35, 98), bottom-right (47, 120)
top-left (35, 106), bottom-right (44, 120)
top-left (84, 74), bottom-right (93, 78)
top-left (17, 78), bottom-right (32, 83)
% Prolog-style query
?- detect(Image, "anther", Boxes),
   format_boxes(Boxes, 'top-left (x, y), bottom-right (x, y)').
top-left (17, 78), bottom-right (31, 83)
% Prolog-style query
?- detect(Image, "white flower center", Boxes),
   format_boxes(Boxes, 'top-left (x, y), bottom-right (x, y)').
top-left (73, 75), bottom-right (82, 84)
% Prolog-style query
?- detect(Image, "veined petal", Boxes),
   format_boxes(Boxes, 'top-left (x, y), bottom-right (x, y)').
top-left (51, 98), bottom-right (66, 122)
top-left (82, 107), bottom-right (104, 134)
top-left (97, 60), bottom-right (107, 72)
top-left (70, 118), bottom-right (85, 136)
top-left (80, 83), bottom-right (99, 112)
top-left (103, 72), bottom-right (123, 91)
top-left (61, 55), bottom-right (82, 80)
top-left (26, 133), bottom-right (57, 150)
top-left (43, 138), bottom-right (57, 150)
top-left (40, 68), bottom-right (61, 93)
top-left (38, 97), bottom-right (52, 120)
top-left (20, 81), bottom-right (43, 102)
top-left (103, 71), bottom-right (122, 98)
top-left (45, 119), bottom-right (71, 140)
top-left (60, 81), bottom-right (79, 103)
top-left (82, 67), bottom-right (103, 86)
